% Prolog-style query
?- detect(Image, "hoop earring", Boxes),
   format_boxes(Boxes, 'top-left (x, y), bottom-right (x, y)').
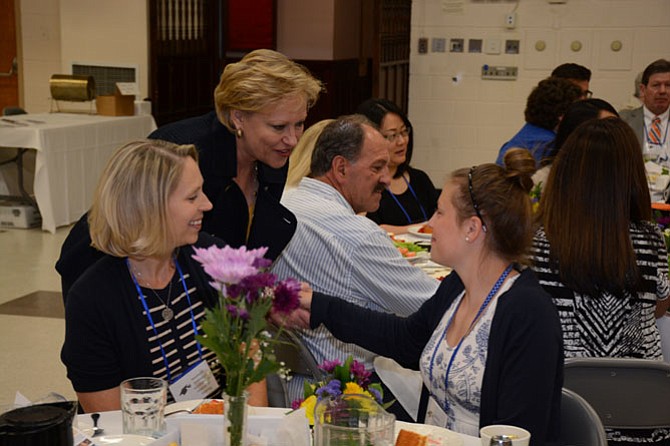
top-left (236, 128), bottom-right (243, 138)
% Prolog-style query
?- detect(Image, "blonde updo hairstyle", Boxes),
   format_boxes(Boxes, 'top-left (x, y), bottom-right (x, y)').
top-left (214, 49), bottom-right (323, 132)
top-left (286, 118), bottom-right (334, 188)
top-left (449, 148), bottom-right (536, 263)
top-left (88, 139), bottom-right (198, 258)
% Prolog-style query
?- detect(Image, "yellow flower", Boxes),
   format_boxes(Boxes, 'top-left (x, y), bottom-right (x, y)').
top-left (300, 395), bottom-right (317, 425)
top-left (343, 382), bottom-right (364, 395)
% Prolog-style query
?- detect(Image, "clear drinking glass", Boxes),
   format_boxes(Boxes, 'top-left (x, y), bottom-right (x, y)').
top-left (120, 377), bottom-right (168, 438)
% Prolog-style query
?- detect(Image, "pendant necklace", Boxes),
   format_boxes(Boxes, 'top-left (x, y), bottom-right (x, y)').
top-left (130, 262), bottom-right (175, 322)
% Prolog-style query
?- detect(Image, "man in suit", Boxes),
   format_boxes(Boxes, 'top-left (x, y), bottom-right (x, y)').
top-left (620, 59), bottom-right (670, 165)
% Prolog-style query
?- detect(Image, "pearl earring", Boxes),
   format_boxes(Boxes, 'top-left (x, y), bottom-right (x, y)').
top-left (236, 128), bottom-right (243, 138)
top-left (465, 236), bottom-right (470, 242)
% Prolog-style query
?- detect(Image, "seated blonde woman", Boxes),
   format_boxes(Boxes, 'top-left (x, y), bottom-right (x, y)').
top-left (286, 119), bottom-right (334, 189)
top-left (61, 139), bottom-right (267, 412)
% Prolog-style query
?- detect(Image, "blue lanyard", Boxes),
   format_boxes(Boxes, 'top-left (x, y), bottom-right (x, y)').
top-left (428, 264), bottom-right (513, 415)
top-left (387, 174), bottom-right (428, 224)
top-left (127, 257), bottom-right (203, 383)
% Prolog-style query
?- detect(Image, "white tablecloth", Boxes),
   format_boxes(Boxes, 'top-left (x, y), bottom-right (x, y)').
top-left (76, 409), bottom-right (480, 446)
top-left (0, 113), bottom-right (156, 232)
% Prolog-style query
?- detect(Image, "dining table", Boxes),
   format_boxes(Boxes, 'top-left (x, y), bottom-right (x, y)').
top-left (75, 407), bottom-right (481, 446)
top-left (0, 112), bottom-right (156, 233)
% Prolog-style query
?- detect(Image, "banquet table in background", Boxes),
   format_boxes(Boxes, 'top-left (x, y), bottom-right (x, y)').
top-left (0, 112), bottom-right (157, 233)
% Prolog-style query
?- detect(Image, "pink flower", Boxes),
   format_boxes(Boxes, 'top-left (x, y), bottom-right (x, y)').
top-left (350, 360), bottom-right (371, 387)
top-left (192, 245), bottom-right (268, 285)
top-left (319, 359), bottom-right (342, 373)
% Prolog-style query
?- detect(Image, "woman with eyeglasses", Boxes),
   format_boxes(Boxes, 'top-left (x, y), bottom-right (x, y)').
top-left (356, 98), bottom-right (439, 233)
top-left (297, 148), bottom-right (563, 445)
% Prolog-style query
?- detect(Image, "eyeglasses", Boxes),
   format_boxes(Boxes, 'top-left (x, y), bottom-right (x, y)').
top-left (382, 127), bottom-right (411, 142)
top-left (468, 166), bottom-right (487, 232)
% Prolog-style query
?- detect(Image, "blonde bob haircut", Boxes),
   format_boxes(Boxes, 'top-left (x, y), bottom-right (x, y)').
top-left (214, 49), bottom-right (323, 132)
top-left (88, 139), bottom-right (198, 258)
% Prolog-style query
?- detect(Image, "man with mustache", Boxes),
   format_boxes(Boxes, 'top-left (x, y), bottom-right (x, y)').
top-left (271, 115), bottom-right (439, 419)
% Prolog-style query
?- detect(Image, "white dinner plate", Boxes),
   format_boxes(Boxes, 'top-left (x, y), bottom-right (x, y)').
top-left (407, 224), bottom-right (432, 240)
top-left (165, 399), bottom-right (204, 416)
top-left (94, 434), bottom-right (156, 445)
top-left (395, 421), bottom-right (464, 445)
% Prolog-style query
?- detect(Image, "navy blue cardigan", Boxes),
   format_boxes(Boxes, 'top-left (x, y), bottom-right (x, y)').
top-left (310, 268), bottom-right (563, 446)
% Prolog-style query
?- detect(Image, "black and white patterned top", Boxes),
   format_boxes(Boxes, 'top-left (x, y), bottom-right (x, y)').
top-left (530, 222), bottom-right (669, 360)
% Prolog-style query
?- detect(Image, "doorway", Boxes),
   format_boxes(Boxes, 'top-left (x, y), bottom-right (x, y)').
top-left (0, 0), bottom-right (19, 112)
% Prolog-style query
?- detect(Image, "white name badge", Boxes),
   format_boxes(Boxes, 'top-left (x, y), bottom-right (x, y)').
top-left (425, 396), bottom-right (448, 428)
top-left (168, 360), bottom-right (219, 402)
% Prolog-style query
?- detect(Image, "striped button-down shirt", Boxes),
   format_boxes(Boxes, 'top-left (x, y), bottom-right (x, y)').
top-left (272, 178), bottom-right (439, 398)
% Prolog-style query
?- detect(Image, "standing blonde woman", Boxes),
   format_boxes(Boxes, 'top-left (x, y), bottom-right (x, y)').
top-left (57, 49), bottom-right (323, 298)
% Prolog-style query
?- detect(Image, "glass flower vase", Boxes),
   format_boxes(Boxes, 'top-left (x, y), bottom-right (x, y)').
top-left (314, 394), bottom-right (395, 446)
top-left (222, 391), bottom-right (249, 446)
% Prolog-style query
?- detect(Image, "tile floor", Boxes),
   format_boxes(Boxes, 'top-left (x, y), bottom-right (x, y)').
top-left (0, 225), bottom-right (77, 406)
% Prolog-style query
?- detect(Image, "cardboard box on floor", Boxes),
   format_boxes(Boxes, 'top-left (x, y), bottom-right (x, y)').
top-left (96, 83), bottom-right (137, 116)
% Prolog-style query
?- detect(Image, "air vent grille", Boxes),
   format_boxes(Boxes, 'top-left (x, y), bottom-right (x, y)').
top-left (72, 64), bottom-right (136, 96)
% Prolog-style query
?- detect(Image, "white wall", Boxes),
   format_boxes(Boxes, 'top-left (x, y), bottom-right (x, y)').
top-left (277, 0), bottom-right (335, 59)
top-left (19, 0), bottom-right (149, 113)
top-left (19, 0), bottom-right (62, 113)
top-left (408, 0), bottom-right (670, 186)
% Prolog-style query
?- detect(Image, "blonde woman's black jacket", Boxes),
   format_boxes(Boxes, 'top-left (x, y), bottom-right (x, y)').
top-left (55, 111), bottom-right (296, 301)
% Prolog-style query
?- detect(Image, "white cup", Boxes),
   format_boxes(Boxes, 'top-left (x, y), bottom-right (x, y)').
top-left (480, 424), bottom-right (531, 446)
top-left (121, 377), bottom-right (168, 438)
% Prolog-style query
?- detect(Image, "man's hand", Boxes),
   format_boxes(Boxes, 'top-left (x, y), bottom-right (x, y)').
top-left (268, 282), bottom-right (313, 329)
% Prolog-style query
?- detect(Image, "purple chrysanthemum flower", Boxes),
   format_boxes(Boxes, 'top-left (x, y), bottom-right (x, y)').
top-left (225, 283), bottom-right (243, 299)
top-left (350, 360), bottom-right (371, 387)
top-left (368, 387), bottom-right (383, 404)
top-left (319, 359), bottom-right (342, 373)
top-left (316, 379), bottom-right (342, 399)
top-left (272, 278), bottom-right (301, 314)
top-left (240, 272), bottom-right (277, 303)
top-left (226, 304), bottom-right (249, 320)
top-left (192, 245), bottom-right (268, 285)
top-left (291, 398), bottom-right (304, 410)
top-left (253, 257), bottom-right (272, 269)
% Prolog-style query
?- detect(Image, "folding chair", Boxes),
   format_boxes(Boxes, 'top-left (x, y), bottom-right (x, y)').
top-left (563, 357), bottom-right (670, 431)
top-left (559, 387), bottom-right (607, 446)
top-left (266, 326), bottom-right (326, 408)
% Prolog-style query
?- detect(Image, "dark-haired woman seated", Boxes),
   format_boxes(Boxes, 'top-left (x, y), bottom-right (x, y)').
top-left (531, 117), bottom-right (670, 445)
top-left (299, 149), bottom-right (562, 445)
top-left (357, 98), bottom-right (438, 234)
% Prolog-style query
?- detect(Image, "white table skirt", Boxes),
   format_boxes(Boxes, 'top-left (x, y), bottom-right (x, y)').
top-left (76, 408), bottom-right (480, 446)
top-left (0, 112), bottom-right (156, 232)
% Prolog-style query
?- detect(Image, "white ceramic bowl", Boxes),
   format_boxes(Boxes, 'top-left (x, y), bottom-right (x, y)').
top-left (480, 424), bottom-right (531, 446)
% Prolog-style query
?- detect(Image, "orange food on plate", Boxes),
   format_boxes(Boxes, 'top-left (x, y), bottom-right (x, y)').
top-left (396, 429), bottom-right (428, 446)
top-left (417, 225), bottom-right (432, 234)
top-left (193, 399), bottom-right (224, 414)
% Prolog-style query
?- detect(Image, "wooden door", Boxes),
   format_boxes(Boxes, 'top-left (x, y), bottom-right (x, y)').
top-left (0, 0), bottom-right (19, 112)
top-left (373, 0), bottom-right (411, 113)
top-left (148, 0), bottom-right (222, 127)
